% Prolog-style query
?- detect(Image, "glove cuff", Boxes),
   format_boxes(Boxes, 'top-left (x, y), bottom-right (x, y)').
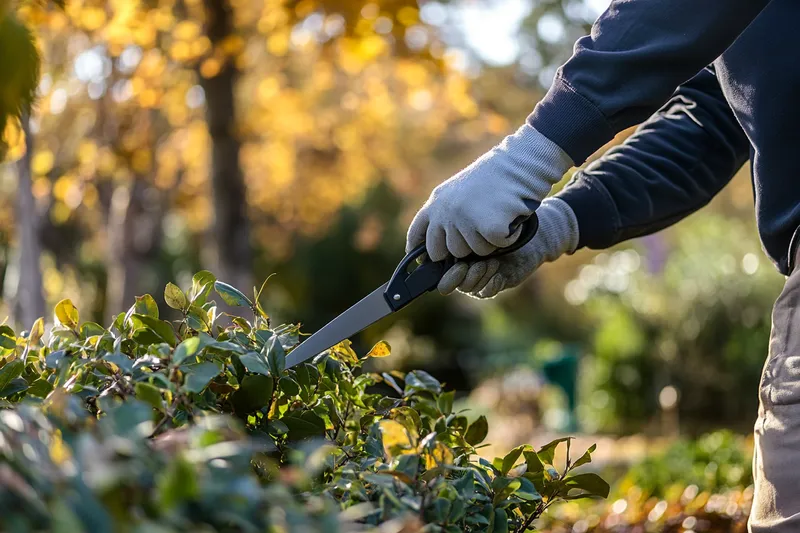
top-left (535, 197), bottom-right (580, 262)
top-left (492, 124), bottom-right (575, 201)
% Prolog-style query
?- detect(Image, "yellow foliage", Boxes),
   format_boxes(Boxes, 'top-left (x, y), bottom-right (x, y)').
top-left (32, 150), bottom-right (54, 175)
top-left (3, 118), bottom-right (26, 162)
top-left (425, 442), bottom-right (454, 469)
top-left (379, 419), bottom-right (415, 459)
top-left (367, 340), bottom-right (391, 358)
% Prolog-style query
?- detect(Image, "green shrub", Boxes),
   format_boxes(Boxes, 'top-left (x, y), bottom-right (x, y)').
top-left (0, 271), bottom-right (607, 532)
top-left (620, 430), bottom-right (753, 498)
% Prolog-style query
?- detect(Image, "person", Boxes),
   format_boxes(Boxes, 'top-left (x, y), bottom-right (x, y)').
top-left (406, 1), bottom-right (799, 531)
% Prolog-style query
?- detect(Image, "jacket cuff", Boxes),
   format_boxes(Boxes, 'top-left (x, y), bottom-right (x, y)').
top-left (527, 75), bottom-right (616, 165)
top-left (554, 173), bottom-right (620, 250)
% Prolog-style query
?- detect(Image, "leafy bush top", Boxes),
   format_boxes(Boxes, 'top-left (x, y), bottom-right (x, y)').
top-left (0, 271), bottom-right (607, 532)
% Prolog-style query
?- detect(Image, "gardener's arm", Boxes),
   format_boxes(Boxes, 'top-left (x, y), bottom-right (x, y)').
top-left (555, 66), bottom-right (750, 249)
top-left (440, 66), bottom-right (750, 298)
top-left (531, 0), bottom-right (769, 164)
top-left (408, 0), bottom-right (770, 261)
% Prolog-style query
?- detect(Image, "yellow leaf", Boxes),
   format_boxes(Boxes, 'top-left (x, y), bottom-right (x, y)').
top-left (379, 420), bottom-right (415, 459)
top-left (54, 299), bottom-right (79, 329)
top-left (49, 429), bottom-right (71, 465)
top-left (330, 339), bottom-right (359, 364)
top-left (424, 442), bottom-right (454, 469)
top-left (367, 340), bottom-right (391, 358)
top-left (29, 317), bottom-right (44, 345)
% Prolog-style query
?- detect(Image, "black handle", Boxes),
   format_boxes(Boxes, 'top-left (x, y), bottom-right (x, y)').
top-left (384, 214), bottom-right (539, 311)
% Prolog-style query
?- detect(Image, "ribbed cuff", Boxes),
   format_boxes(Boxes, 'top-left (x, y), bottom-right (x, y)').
top-left (537, 197), bottom-right (580, 258)
top-left (527, 75), bottom-right (616, 165)
top-left (494, 123), bottom-right (575, 200)
top-left (554, 174), bottom-right (619, 250)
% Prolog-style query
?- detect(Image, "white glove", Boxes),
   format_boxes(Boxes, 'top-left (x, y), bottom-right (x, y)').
top-left (437, 197), bottom-right (579, 299)
top-left (406, 124), bottom-right (573, 262)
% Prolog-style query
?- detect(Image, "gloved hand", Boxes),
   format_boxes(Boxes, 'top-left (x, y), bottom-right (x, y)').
top-left (437, 197), bottom-right (579, 298)
top-left (406, 124), bottom-right (573, 262)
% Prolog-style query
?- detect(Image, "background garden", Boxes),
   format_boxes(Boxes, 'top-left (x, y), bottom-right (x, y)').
top-left (0, 0), bottom-right (778, 531)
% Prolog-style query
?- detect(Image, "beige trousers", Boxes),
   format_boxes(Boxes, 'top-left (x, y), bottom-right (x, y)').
top-left (751, 266), bottom-right (800, 531)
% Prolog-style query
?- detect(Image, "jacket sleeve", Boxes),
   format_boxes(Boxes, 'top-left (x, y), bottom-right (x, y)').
top-left (554, 66), bottom-right (750, 250)
top-left (529, 0), bottom-right (770, 164)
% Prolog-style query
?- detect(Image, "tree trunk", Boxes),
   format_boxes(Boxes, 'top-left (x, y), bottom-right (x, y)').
top-left (105, 179), bottom-right (164, 316)
top-left (6, 114), bottom-right (45, 328)
top-left (200, 0), bottom-right (252, 294)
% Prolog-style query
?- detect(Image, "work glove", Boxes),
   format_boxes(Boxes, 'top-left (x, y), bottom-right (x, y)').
top-left (406, 124), bottom-right (573, 262)
top-left (437, 197), bottom-right (579, 299)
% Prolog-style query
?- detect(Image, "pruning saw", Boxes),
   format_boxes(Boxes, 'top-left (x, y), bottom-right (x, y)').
top-left (284, 215), bottom-right (539, 369)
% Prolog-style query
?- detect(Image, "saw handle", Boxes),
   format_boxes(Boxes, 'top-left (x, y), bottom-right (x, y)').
top-left (384, 214), bottom-right (539, 311)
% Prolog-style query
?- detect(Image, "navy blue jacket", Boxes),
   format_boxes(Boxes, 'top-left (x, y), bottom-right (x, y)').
top-left (529, 0), bottom-right (800, 274)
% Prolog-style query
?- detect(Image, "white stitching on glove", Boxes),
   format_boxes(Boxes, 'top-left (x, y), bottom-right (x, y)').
top-left (406, 124), bottom-right (573, 262)
top-left (437, 197), bottom-right (579, 299)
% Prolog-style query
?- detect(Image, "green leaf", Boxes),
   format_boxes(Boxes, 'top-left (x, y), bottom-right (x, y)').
top-left (538, 437), bottom-right (571, 465)
top-left (187, 304), bottom-right (212, 332)
top-left (437, 390), bottom-right (455, 415)
top-left (191, 270), bottom-right (216, 302)
top-left (0, 334), bottom-right (15, 350)
top-left (0, 377), bottom-right (28, 398)
top-left (501, 445), bottom-right (527, 475)
top-left (135, 382), bottom-right (164, 411)
top-left (570, 443), bottom-right (596, 470)
top-left (183, 362), bottom-right (221, 393)
top-left (104, 353), bottom-right (133, 374)
top-left (232, 374), bottom-right (274, 415)
top-left (404, 370), bottom-right (441, 395)
top-left (80, 322), bottom-right (105, 339)
top-left (156, 455), bottom-right (198, 510)
top-left (27, 378), bottom-right (54, 398)
top-left (282, 411), bottom-right (326, 440)
top-left (492, 508), bottom-right (509, 533)
top-left (523, 450), bottom-right (544, 474)
top-left (267, 420), bottom-right (289, 436)
top-left (54, 299), bottom-right (79, 329)
top-left (0, 360), bottom-right (24, 392)
top-left (265, 335), bottom-right (285, 376)
top-left (164, 282), bottom-right (188, 311)
top-left (279, 376), bottom-right (300, 396)
top-left (516, 477), bottom-right (542, 502)
top-left (465, 415), bottom-right (489, 446)
top-left (173, 337), bottom-right (201, 366)
top-left (381, 372), bottom-right (404, 395)
top-left (134, 294), bottom-right (159, 318)
top-left (214, 281), bottom-right (252, 307)
top-left (239, 351), bottom-right (270, 375)
top-left (131, 314), bottom-right (178, 347)
top-left (563, 472), bottom-right (610, 499)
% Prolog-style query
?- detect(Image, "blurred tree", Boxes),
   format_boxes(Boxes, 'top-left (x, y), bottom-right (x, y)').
top-left (199, 0), bottom-right (252, 294)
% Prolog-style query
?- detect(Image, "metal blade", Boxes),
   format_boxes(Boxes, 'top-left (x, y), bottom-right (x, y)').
top-left (285, 283), bottom-right (392, 369)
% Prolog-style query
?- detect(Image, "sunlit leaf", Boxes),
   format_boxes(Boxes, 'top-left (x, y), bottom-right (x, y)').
top-left (366, 340), bottom-right (391, 358)
top-left (28, 317), bottom-right (44, 345)
top-left (164, 282), bottom-right (188, 311)
top-left (135, 382), bottom-right (164, 412)
top-left (172, 337), bottom-right (201, 365)
top-left (379, 419), bottom-right (415, 458)
top-left (134, 295), bottom-right (159, 318)
top-left (54, 299), bottom-right (79, 329)
top-left (214, 281), bottom-right (252, 307)
top-left (131, 314), bottom-right (178, 347)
